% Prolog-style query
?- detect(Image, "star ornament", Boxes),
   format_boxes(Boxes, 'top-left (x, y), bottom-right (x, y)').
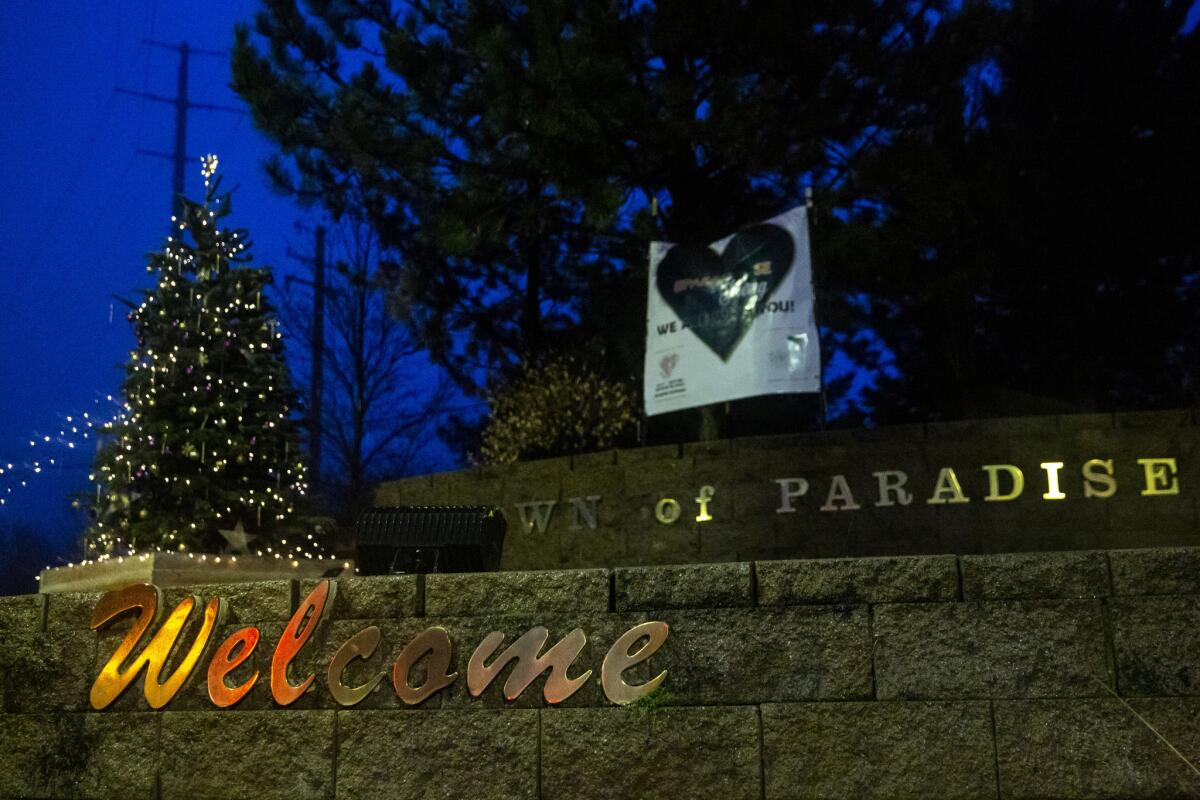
top-left (218, 520), bottom-right (256, 554)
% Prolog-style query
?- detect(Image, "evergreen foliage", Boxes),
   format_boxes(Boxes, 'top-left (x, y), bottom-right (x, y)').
top-left (232, 1), bottom-right (1200, 428)
top-left (231, 0), bottom-right (948, 392)
top-left (87, 157), bottom-right (309, 556)
top-left (822, 0), bottom-right (1200, 420)
top-left (477, 355), bottom-right (637, 464)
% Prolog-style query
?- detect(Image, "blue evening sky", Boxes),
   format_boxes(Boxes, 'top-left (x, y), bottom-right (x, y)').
top-left (0, 1), bottom-right (344, 551)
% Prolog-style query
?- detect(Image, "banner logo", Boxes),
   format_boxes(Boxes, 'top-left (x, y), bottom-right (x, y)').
top-left (655, 223), bottom-right (794, 361)
top-left (659, 353), bottom-right (679, 379)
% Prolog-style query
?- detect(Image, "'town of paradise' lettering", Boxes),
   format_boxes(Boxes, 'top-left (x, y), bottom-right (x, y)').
top-left (88, 581), bottom-right (668, 710)
top-left (512, 457), bottom-right (1181, 529)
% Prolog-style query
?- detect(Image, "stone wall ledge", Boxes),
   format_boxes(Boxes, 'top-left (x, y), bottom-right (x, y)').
top-left (1110, 546), bottom-right (1200, 596)
top-left (8, 546), bottom-right (1200, 630)
top-left (424, 568), bottom-right (611, 616)
top-left (961, 550), bottom-right (1110, 600)
top-left (756, 554), bottom-right (960, 605)
top-left (613, 562), bottom-right (753, 610)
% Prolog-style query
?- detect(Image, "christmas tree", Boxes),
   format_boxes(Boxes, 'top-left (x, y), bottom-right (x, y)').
top-left (87, 155), bottom-right (311, 558)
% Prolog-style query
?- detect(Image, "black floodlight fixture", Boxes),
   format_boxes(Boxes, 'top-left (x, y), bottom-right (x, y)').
top-left (355, 506), bottom-right (507, 575)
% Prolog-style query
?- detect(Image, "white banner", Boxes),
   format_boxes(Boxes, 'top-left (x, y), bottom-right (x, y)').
top-left (643, 205), bottom-right (821, 416)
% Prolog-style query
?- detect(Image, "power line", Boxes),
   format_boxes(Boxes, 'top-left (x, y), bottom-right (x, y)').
top-left (115, 39), bottom-right (242, 220)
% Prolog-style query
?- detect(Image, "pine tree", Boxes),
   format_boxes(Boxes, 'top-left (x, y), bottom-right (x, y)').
top-left (87, 156), bottom-right (310, 557)
top-left (230, 0), bottom-right (965, 416)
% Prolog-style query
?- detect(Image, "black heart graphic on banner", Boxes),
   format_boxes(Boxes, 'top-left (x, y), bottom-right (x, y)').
top-left (656, 223), bottom-right (794, 361)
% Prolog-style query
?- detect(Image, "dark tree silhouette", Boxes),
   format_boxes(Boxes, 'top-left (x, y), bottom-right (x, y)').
top-left (233, 0), bottom-right (1200, 435)
top-left (281, 218), bottom-right (452, 518)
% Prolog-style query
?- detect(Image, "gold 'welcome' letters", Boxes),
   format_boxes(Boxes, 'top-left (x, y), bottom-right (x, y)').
top-left (88, 581), bottom-right (667, 711)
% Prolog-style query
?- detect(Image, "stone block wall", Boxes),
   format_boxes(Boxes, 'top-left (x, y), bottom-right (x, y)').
top-left (2, 546), bottom-right (1199, 798)
top-left (376, 409), bottom-right (1200, 570)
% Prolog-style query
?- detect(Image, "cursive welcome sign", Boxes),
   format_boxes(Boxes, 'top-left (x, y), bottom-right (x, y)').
top-left (88, 581), bottom-right (668, 710)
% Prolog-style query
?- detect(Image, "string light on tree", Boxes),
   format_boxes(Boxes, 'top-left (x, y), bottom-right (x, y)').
top-left (86, 155), bottom-right (326, 560)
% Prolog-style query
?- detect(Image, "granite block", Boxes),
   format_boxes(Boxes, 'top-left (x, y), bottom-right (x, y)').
top-left (1111, 596), bottom-right (1200, 696)
top-left (301, 574), bottom-right (418, 620)
top-left (0, 594), bottom-right (44, 640)
top-left (961, 551), bottom-right (1110, 600)
top-left (762, 701), bottom-right (995, 799)
top-left (1110, 547), bottom-right (1200, 596)
top-left (159, 711), bottom-right (335, 800)
top-left (757, 555), bottom-right (959, 605)
top-left (541, 706), bottom-right (759, 800)
top-left (425, 569), bottom-right (610, 617)
top-left (337, 709), bottom-right (537, 799)
top-left (164, 579), bottom-right (294, 624)
top-left (995, 699), bottom-right (1200, 799)
top-left (874, 600), bottom-right (1111, 699)
top-left (614, 562), bottom-right (753, 611)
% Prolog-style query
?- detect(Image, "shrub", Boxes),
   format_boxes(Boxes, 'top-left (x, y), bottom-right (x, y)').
top-left (479, 355), bottom-right (637, 464)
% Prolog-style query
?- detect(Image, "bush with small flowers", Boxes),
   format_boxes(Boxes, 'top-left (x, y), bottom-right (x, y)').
top-left (478, 355), bottom-right (637, 464)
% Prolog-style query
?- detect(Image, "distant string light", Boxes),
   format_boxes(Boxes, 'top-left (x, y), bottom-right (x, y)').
top-left (37, 552), bottom-right (355, 583)
top-left (0, 396), bottom-right (125, 508)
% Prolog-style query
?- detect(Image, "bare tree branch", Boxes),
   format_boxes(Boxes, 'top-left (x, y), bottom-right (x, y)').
top-left (280, 213), bottom-right (451, 515)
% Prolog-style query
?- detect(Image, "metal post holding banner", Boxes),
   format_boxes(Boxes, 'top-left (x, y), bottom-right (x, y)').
top-left (643, 205), bottom-right (821, 417)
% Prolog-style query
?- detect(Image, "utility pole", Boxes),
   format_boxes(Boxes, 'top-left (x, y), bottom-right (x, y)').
top-left (286, 226), bottom-right (329, 495)
top-left (310, 226), bottom-right (327, 493)
top-left (170, 41), bottom-right (190, 219)
top-left (116, 40), bottom-right (242, 218)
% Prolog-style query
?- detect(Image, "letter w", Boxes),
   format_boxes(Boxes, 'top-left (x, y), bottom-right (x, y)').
top-left (89, 583), bottom-right (224, 710)
top-left (467, 626), bottom-right (591, 704)
top-left (514, 500), bottom-right (557, 533)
